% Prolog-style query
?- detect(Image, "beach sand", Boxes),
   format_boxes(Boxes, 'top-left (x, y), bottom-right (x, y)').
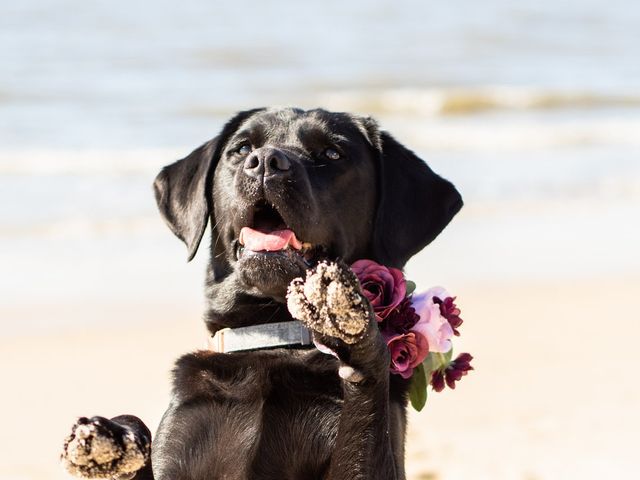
top-left (1, 276), bottom-right (638, 480)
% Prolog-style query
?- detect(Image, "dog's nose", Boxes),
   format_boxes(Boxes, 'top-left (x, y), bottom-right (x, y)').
top-left (243, 148), bottom-right (291, 179)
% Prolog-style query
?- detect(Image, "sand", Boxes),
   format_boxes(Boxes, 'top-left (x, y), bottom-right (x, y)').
top-left (1, 276), bottom-right (638, 480)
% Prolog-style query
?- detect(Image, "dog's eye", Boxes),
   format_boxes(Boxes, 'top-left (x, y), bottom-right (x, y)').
top-left (323, 148), bottom-right (341, 161)
top-left (237, 144), bottom-right (252, 155)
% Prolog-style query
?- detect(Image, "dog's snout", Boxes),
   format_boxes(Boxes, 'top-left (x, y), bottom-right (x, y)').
top-left (243, 148), bottom-right (291, 179)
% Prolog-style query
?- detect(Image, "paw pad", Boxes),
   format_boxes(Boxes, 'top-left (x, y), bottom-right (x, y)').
top-left (61, 417), bottom-right (147, 479)
top-left (287, 261), bottom-right (370, 344)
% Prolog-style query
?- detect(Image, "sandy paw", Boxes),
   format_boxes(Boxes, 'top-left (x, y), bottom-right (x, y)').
top-left (287, 260), bottom-right (371, 344)
top-left (61, 416), bottom-right (148, 479)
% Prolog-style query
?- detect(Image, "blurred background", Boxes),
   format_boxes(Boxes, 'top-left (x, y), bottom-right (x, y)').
top-left (1, 1), bottom-right (639, 479)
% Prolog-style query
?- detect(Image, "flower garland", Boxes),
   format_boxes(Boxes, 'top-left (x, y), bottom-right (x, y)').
top-left (351, 260), bottom-right (473, 411)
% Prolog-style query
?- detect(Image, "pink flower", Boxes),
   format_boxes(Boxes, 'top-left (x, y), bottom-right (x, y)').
top-left (351, 259), bottom-right (406, 322)
top-left (411, 287), bottom-right (454, 353)
top-left (384, 331), bottom-right (429, 379)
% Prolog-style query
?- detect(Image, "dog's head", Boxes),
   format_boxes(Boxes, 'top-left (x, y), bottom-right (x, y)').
top-left (154, 108), bottom-right (462, 329)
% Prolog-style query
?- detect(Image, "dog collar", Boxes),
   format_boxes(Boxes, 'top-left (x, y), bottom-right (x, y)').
top-left (208, 320), bottom-right (313, 353)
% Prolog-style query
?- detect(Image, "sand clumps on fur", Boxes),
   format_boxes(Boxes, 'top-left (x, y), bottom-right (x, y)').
top-left (61, 418), bottom-right (148, 479)
top-left (287, 261), bottom-right (370, 344)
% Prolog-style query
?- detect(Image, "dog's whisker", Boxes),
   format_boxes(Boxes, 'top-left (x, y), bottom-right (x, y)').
top-left (211, 214), bottom-right (227, 255)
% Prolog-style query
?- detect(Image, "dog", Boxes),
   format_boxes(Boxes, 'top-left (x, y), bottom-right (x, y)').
top-left (61, 107), bottom-right (462, 480)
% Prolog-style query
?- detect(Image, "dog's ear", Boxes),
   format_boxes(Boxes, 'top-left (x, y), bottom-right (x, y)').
top-left (153, 140), bottom-right (217, 261)
top-left (371, 128), bottom-right (463, 268)
top-left (153, 108), bottom-right (264, 261)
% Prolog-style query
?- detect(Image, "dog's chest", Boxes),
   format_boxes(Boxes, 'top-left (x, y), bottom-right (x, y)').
top-left (249, 382), bottom-right (342, 478)
top-left (163, 350), bottom-right (344, 478)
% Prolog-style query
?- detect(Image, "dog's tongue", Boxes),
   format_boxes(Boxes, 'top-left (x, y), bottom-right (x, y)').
top-left (239, 227), bottom-right (302, 252)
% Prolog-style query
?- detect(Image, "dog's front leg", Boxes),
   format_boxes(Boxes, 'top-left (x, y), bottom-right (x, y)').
top-left (324, 332), bottom-right (398, 480)
top-left (288, 261), bottom-right (400, 480)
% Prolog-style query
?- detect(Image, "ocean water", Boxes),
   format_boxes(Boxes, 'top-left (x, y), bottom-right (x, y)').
top-left (1, 0), bottom-right (639, 332)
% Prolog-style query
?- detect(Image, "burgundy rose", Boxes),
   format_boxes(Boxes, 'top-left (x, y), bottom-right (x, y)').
top-left (351, 259), bottom-right (406, 322)
top-left (434, 296), bottom-right (463, 336)
top-left (430, 353), bottom-right (474, 391)
top-left (385, 332), bottom-right (429, 379)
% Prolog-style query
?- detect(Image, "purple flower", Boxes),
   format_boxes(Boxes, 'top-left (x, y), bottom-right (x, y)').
top-left (430, 353), bottom-right (474, 391)
top-left (434, 296), bottom-right (463, 336)
top-left (382, 298), bottom-right (420, 334)
top-left (445, 353), bottom-right (473, 389)
top-left (430, 369), bottom-right (446, 392)
top-left (351, 259), bottom-right (406, 322)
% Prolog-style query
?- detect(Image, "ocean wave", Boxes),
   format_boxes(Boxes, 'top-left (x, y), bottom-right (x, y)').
top-left (0, 149), bottom-right (184, 175)
top-left (0, 215), bottom-right (161, 240)
top-left (1, 93), bottom-right (640, 177)
top-left (396, 118), bottom-right (640, 151)
top-left (319, 87), bottom-right (640, 116)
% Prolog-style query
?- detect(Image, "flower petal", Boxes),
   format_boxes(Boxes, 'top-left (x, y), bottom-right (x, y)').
top-left (411, 293), bottom-right (454, 353)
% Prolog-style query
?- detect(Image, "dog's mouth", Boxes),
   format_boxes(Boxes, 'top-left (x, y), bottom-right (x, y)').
top-left (235, 201), bottom-right (323, 266)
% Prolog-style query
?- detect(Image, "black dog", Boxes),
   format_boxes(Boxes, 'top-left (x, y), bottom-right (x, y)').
top-left (61, 108), bottom-right (462, 480)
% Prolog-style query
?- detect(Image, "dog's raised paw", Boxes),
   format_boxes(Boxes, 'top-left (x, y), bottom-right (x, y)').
top-left (61, 416), bottom-right (148, 479)
top-left (287, 260), bottom-right (370, 344)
